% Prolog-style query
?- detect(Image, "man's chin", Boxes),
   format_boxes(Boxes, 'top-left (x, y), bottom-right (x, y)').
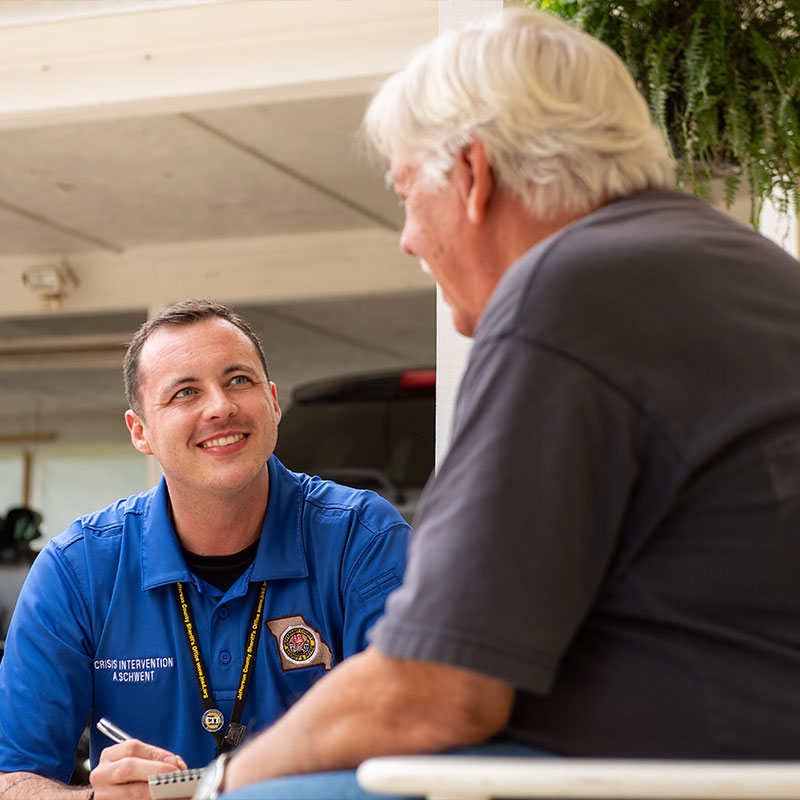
top-left (439, 296), bottom-right (476, 339)
top-left (451, 311), bottom-right (477, 339)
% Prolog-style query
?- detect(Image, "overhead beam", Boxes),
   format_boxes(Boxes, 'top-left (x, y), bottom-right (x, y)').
top-left (0, 433), bottom-right (57, 444)
top-left (0, 228), bottom-right (433, 317)
top-left (0, 333), bottom-right (128, 373)
top-left (0, 0), bottom-right (438, 130)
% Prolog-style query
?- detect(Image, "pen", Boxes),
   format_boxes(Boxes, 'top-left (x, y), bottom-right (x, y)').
top-left (96, 717), bottom-right (133, 744)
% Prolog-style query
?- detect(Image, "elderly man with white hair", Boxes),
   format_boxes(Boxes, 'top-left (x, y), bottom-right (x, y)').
top-left (209, 8), bottom-right (800, 799)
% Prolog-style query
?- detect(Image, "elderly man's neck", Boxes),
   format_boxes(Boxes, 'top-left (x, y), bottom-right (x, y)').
top-left (486, 189), bottom-right (593, 285)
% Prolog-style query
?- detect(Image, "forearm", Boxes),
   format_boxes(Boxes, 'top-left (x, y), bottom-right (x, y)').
top-left (225, 646), bottom-right (513, 791)
top-left (0, 772), bottom-right (91, 800)
top-left (225, 652), bottom-right (421, 789)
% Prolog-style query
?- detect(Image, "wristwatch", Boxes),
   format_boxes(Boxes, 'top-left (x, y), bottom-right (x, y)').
top-left (193, 752), bottom-right (230, 800)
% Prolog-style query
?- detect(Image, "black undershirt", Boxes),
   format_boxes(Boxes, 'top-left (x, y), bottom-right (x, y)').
top-left (181, 538), bottom-right (260, 591)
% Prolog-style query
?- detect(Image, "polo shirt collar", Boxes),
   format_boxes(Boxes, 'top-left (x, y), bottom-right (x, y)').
top-left (141, 456), bottom-right (308, 591)
top-left (250, 456), bottom-right (308, 582)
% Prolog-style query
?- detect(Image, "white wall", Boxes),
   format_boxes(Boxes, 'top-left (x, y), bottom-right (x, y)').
top-left (0, 452), bottom-right (24, 513)
top-left (29, 444), bottom-right (147, 543)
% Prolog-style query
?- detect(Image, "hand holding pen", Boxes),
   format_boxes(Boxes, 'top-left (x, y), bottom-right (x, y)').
top-left (91, 718), bottom-right (189, 800)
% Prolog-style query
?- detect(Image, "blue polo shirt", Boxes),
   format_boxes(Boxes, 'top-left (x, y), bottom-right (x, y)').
top-left (0, 457), bottom-right (409, 781)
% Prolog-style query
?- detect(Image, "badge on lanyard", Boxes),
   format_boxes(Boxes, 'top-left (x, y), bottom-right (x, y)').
top-left (201, 708), bottom-right (225, 733)
top-left (175, 580), bottom-right (267, 756)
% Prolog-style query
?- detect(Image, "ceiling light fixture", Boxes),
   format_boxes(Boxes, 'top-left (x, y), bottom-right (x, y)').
top-left (21, 262), bottom-right (78, 311)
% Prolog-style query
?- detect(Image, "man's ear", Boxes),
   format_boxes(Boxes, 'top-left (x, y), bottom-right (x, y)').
top-left (125, 409), bottom-right (154, 456)
top-left (460, 137), bottom-right (495, 226)
top-left (269, 382), bottom-right (282, 425)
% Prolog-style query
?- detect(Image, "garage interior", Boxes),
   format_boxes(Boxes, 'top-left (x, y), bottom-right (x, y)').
top-left (0, 0), bottom-right (440, 536)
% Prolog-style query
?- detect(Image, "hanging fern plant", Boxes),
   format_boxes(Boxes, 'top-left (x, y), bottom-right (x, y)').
top-left (526, 0), bottom-right (800, 226)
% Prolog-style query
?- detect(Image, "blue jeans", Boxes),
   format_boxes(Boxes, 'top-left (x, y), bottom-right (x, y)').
top-left (219, 740), bottom-right (550, 800)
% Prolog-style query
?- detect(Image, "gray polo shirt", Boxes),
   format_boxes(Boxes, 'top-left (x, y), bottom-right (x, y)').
top-left (371, 190), bottom-right (800, 758)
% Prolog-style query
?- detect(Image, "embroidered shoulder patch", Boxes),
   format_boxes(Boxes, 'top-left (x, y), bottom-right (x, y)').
top-left (265, 615), bottom-right (333, 671)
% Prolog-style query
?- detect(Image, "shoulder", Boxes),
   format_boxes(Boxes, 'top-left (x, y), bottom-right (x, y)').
top-left (493, 191), bottom-right (782, 326)
top-left (294, 470), bottom-right (410, 537)
top-left (17, 488), bottom-right (154, 613)
top-left (483, 193), bottom-right (685, 331)
top-left (47, 485), bottom-right (158, 561)
top-left (477, 190), bottom-right (788, 363)
top-left (270, 457), bottom-right (409, 536)
top-left (270, 454), bottom-right (408, 532)
top-left (264, 459), bottom-right (409, 590)
top-left (287, 469), bottom-right (410, 596)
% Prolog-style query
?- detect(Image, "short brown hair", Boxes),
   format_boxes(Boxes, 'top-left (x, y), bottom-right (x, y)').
top-left (124, 299), bottom-right (270, 416)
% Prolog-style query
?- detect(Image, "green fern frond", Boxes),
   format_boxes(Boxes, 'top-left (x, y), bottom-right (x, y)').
top-left (526, 0), bottom-right (800, 227)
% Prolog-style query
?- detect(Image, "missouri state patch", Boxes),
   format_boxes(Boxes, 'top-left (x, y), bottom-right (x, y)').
top-left (266, 615), bottom-right (333, 671)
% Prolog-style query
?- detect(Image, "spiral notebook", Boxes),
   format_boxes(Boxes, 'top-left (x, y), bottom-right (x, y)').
top-left (147, 767), bottom-right (204, 799)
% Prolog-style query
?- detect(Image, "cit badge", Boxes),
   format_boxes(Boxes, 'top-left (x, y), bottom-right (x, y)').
top-left (201, 708), bottom-right (225, 733)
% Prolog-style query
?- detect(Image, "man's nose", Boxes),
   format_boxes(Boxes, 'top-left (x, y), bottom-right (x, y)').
top-left (202, 386), bottom-right (237, 418)
top-left (399, 224), bottom-right (416, 257)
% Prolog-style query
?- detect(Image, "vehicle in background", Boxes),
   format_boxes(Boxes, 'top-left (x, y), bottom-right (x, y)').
top-left (274, 367), bottom-right (435, 523)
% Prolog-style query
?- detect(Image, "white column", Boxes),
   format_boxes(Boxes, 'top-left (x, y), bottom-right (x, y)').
top-left (760, 200), bottom-right (799, 260)
top-left (435, 0), bottom-right (510, 466)
top-left (434, 294), bottom-right (472, 468)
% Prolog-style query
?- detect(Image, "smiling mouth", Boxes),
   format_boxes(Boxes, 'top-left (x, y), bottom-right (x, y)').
top-left (199, 433), bottom-right (247, 449)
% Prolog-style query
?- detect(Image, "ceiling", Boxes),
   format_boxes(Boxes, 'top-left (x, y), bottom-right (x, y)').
top-left (0, 94), bottom-right (402, 256)
top-left (0, 0), bottom-right (440, 446)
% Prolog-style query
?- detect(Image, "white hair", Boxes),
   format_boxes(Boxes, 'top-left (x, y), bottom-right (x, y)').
top-left (363, 8), bottom-right (675, 220)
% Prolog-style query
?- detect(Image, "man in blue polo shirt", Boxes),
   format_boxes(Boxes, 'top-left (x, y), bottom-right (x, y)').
top-left (0, 299), bottom-right (410, 800)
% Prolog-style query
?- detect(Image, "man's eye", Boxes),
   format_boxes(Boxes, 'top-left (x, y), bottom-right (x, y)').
top-left (174, 387), bottom-right (195, 399)
top-left (230, 375), bottom-right (252, 386)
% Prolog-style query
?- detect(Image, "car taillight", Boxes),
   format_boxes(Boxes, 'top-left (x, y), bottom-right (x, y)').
top-left (399, 368), bottom-right (436, 390)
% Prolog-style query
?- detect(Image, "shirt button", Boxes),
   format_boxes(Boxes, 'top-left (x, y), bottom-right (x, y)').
top-left (218, 606), bottom-right (230, 619)
top-left (219, 650), bottom-right (232, 665)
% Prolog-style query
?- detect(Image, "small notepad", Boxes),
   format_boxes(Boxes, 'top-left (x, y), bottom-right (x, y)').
top-left (148, 767), bottom-right (205, 799)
